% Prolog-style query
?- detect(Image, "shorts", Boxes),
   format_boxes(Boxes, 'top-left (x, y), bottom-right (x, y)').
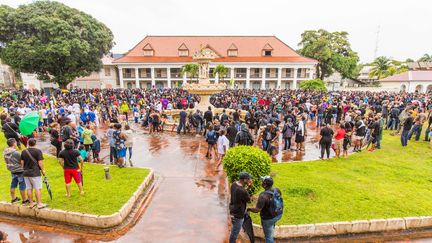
top-left (116, 148), bottom-right (127, 158)
top-left (24, 176), bottom-right (42, 190)
top-left (335, 139), bottom-right (343, 150)
top-left (354, 135), bottom-right (364, 141)
top-left (11, 173), bottom-right (26, 191)
top-left (64, 168), bottom-right (82, 184)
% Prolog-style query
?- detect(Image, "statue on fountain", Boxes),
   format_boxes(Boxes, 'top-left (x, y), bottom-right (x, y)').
top-left (183, 46), bottom-right (227, 95)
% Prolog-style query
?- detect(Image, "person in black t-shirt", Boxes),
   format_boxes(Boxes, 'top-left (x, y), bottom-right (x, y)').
top-left (401, 111), bottom-right (414, 146)
top-left (229, 172), bottom-right (252, 243)
top-left (20, 138), bottom-right (46, 209)
top-left (58, 139), bottom-right (84, 197)
top-left (319, 123), bottom-right (334, 159)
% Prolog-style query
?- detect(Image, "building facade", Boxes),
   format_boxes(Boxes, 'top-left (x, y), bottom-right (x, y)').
top-left (113, 36), bottom-right (317, 89)
top-left (379, 71), bottom-right (432, 93)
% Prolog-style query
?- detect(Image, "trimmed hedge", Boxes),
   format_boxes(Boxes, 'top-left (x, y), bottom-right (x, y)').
top-left (223, 146), bottom-right (271, 194)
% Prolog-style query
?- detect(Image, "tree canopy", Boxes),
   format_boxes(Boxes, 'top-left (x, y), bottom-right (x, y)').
top-left (298, 29), bottom-right (359, 80)
top-left (181, 63), bottom-right (199, 81)
top-left (418, 54), bottom-right (432, 62)
top-left (0, 1), bottom-right (114, 88)
top-left (213, 64), bottom-right (229, 81)
top-left (369, 56), bottom-right (408, 79)
top-left (299, 78), bottom-right (327, 91)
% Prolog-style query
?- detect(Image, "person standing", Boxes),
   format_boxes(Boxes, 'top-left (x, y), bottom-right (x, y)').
top-left (226, 121), bottom-right (238, 148)
top-left (401, 111), bottom-right (414, 146)
top-left (248, 176), bottom-right (283, 243)
top-left (58, 139), bottom-right (84, 197)
top-left (124, 124), bottom-right (134, 167)
top-left (106, 124), bottom-right (116, 165)
top-left (3, 138), bottom-right (28, 204)
top-left (113, 123), bottom-right (127, 167)
top-left (20, 138), bottom-right (46, 209)
top-left (203, 106), bottom-right (213, 127)
top-left (333, 123), bottom-right (346, 157)
top-left (215, 130), bottom-right (230, 169)
top-left (49, 123), bottom-right (62, 157)
top-left (229, 172), bottom-right (252, 243)
top-left (235, 123), bottom-right (254, 146)
top-left (205, 124), bottom-right (218, 159)
top-left (282, 118), bottom-right (295, 150)
top-left (177, 108), bottom-right (187, 135)
top-left (319, 123), bottom-right (334, 159)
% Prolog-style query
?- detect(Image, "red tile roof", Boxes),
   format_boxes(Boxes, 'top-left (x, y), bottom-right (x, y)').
top-left (114, 35), bottom-right (316, 64)
top-left (379, 71), bottom-right (432, 82)
top-left (114, 56), bottom-right (316, 63)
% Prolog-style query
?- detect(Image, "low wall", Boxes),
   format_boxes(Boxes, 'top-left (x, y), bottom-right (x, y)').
top-left (252, 216), bottom-right (432, 239)
top-left (0, 170), bottom-right (154, 228)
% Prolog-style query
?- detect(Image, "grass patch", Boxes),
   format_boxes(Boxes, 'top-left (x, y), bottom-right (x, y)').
top-left (0, 134), bottom-right (150, 215)
top-left (251, 131), bottom-right (432, 225)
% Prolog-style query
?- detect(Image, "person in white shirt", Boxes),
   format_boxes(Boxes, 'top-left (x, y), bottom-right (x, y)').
top-left (216, 130), bottom-right (230, 169)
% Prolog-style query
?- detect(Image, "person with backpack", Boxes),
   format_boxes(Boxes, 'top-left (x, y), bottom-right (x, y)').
top-left (3, 138), bottom-right (28, 204)
top-left (205, 124), bottom-right (218, 159)
top-left (282, 117), bottom-right (295, 150)
top-left (248, 176), bottom-right (283, 243)
top-left (2, 117), bottom-right (22, 149)
top-left (235, 123), bottom-right (253, 146)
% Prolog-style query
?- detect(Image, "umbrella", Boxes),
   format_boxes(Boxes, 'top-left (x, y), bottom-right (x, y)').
top-left (242, 213), bottom-right (255, 243)
top-left (19, 111), bottom-right (40, 136)
top-left (43, 176), bottom-right (53, 200)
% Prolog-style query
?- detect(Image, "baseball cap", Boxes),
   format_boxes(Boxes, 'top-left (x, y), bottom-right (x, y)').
top-left (239, 172), bottom-right (253, 180)
top-left (261, 176), bottom-right (274, 186)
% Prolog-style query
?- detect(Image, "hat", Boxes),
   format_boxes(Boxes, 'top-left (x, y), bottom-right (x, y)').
top-left (239, 172), bottom-right (253, 180)
top-left (261, 176), bottom-right (274, 186)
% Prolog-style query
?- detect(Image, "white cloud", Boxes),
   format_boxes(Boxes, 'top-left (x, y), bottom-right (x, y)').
top-left (3, 0), bottom-right (432, 62)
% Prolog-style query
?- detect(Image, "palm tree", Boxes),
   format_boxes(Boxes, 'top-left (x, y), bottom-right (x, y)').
top-left (369, 56), bottom-right (392, 79)
top-left (213, 64), bottom-right (229, 83)
top-left (418, 54), bottom-right (432, 62)
top-left (181, 63), bottom-right (199, 82)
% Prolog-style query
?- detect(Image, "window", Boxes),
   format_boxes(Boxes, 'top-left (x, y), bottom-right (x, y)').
top-left (178, 50), bottom-right (189, 56)
top-left (143, 50), bottom-right (154, 56)
top-left (104, 67), bottom-right (111, 76)
top-left (228, 50), bottom-right (238, 57)
top-left (264, 50), bottom-right (272, 56)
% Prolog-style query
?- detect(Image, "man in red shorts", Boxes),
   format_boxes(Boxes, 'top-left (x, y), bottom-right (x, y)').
top-left (58, 139), bottom-right (84, 197)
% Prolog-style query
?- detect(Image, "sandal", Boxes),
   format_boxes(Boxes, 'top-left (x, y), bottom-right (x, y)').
top-left (37, 204), bottom-right (47, 210)
top-left (29, 204), bottom-right (36, 209)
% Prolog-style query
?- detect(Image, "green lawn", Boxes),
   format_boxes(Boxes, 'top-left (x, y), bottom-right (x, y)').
top-left (251, 131), bottom-right (432, 225)
top-left (0, 134), bottom-right (150, 215)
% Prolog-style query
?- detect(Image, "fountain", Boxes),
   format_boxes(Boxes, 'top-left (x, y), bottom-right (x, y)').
top-left (183, 47), bottom-right (227, 110)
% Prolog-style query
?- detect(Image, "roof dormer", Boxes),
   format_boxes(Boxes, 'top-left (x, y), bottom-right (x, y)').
top-left (262, 43), bottom-right (273, 56)
top-left (142, 43), bottom-right (154, 56)
top-left (227, 43), bottom-right (238, 57)
top-left (178, 43), bottom-right (189, 57)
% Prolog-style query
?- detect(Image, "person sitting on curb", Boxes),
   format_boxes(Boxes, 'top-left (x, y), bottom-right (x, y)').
top-left (58, 139), bottom-right (84, 197)
top-left (248, 176), bottom-right (283, 243)
top-left (3, 138), bottom-right (28, 204)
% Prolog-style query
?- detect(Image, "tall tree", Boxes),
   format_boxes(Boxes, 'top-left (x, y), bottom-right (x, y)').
top-left (0, 1), bottom-right (114, 88)
top-left (369, 56), bottom-right (392, 79)
top-left (181, 63), bottom-right (199, 82)
top-left (213, 64), bottom-right (229, 83)
top-left (418, 54), bottom-right (432, 62)
top-left (298, 29), bottom-right (359, 80)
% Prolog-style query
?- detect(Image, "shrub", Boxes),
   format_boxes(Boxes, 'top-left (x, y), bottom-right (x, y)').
top-left (299, 78), bottom-right (327, 91)
top-left (223, 146), bottom-right (271, 194)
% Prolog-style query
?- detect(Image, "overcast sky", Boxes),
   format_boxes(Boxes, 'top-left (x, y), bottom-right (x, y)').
top-left (3, 0), bottom-right (432, 63)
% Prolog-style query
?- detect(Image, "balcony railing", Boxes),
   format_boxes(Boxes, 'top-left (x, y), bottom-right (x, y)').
top-left (235, 73), bottom-right (247, 78)
top-left (282, 74), bottom-right (294, 78)
top-left (250, 74), bottom-right (261, 78)
top-left (155, 74), bottom-right (167, 78)
top-left (265, 74), bottom-right (278, 78)
top-left (139, 74), bottom-right (151, 78)
top-left (123, 73), bottom-right (135, 79)
top-left (171, 73), bottom-right (181, 78)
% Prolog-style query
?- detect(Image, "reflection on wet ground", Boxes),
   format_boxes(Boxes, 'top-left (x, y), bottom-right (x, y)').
top-left (2, 125), bottom-right (229, 243)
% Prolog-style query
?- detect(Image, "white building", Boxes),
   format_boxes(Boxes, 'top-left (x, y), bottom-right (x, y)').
top-left (113, 36), bottom-right (317, 89)
top-left (357, 66), bottom-right (378, 84)
top-left (379, 71), bottom-right (432, 93)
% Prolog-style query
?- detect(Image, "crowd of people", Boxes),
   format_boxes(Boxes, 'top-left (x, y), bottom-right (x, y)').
top-left (1, 87), bottom-right (432, 243)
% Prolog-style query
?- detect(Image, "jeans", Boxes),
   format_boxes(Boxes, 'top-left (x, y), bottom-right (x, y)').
top-left (408, 124), bottom-right (422, 141)
top-left (229, 216), bottom-right (244, 243)
top-left (283, 137), bottom-right (291, 150)
top-left (401, 130), bottom-right (409, 146)
top-left (195, 124), bottom-right (201, 134)
top-left (377, 137), bottom-right (381, 149)
top-left (320, 142), bottom-right (331, 158)
top-left (128, 147), bottom-right (133, 159)
top-left (261, 214), bottom-right (282, 243)
top-left (11, 173), bottom-right (26, 191)
top-left (109, 146), bottom-right (117, 163)
top-left (177, 121), bottom-right (186, 134)
top-left (316, 114), bottom-right (323, 127)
